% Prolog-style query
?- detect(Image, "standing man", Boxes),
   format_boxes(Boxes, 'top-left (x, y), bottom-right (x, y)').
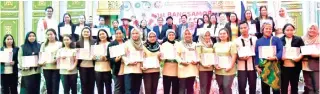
top-left (160, 16), bottom-right (178, 41)
top-left (177, 15), bottom-right (189, 40)
top-left (119, 16), bottom-right (134, 40)
top-left (36, 6), bottom-right (58, 43)
top-left (152, 17), bottom-right (164, 43)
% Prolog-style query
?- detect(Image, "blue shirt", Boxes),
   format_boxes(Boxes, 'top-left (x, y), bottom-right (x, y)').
top-left (255, 36), bottom-right (283, 65)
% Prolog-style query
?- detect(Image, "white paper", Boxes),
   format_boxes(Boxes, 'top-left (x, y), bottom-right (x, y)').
top-left (59, 57), bottom-right (72, 69)
top-left (0, 51), bottom-right (12, 63)
top-left (128, 51), bottom-right (143, 63)
top-left (60, 26), bottom-right (72, 35)
top-left (91, 28), bottom-right (99, 36)
top-left (110, 44), bottom-right (125, 58)
top-left (75, 26), bottom-right (83, 35)
top-left (22, 56), bottom-right (38, 67)
top-left (249, 24), bottom-right (257, 35)
top-left (201, 53), bottom-right (216, 66)
top-left (283, 47), bottom-right (300, 59)
top-left (238, 46), bottom-right (255, 57)
top-left (217, 56), bottom-right (231, 68)
top-left (196, 28), bottom-right (204, 36)
top-left (301, 45), bottom-right (317, 55)
top-left (76, 48), bottom-right (92, 60)
top-left (183, 50), bottom-right (199, 62)
top-left (92, 45), bottom-right (106, 56)
top-left (39, 52), bottom-right (53, 64)
top-left (259, 46), bottom-right (276, 58)
top-left (161, 46), bottom-right (176, 59)
top-left (143, 56), bottom-right (160, 68)
top-left (260, 19), bottom-right (273, 28)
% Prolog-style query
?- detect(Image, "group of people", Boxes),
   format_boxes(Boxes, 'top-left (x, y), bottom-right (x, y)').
top-left (1, 5), bottom-right (319, 94)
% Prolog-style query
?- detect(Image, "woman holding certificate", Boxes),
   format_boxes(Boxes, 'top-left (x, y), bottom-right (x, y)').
top-left (122, 28), bottom-right (143, 94)
top-left (57, 35), bottom-right (78, 94)
top-left (255, 6), bottom-right (276, 39)
top-left (255, 23), bottom-right (283, 94)
top-left (142, 31), bottom-right (161, 94)
top-left (178, 29), bottom-right (199, 94)
top-left (225, 13), bottom-right (240, 41)
top-left (302, 23), bottom-right (319, 94)
top-left (74, 15), bottom-right (90, 41)
top-left (58, 13), bottom-right (76, 42)
top-left (19, 31), bottom-right (41, 94)
top-left (94, 29), bottom-right (112, 94)
top-left (196, 29), bottom-right (217, 94)
top-left (39, 29), bottom-right (62, 94)
top-left (192, 18), bottom-right (204, 42)
top-left (1, 34), bottom-right (19, 94)
top-left (75, 27), bottom-right (96, 94)
top-left (161, 29), bottom-right (179, 94)
top-left (213, 28), bottom-right (237, 94)
top-left (108, 29), bottom-right (126, 94)
top-left (280, 23), bottom-right (305, 94)
top-left (235, 22), bottom-right (258, 94)
top-left (208, 14), bottom-right (218, 37)
top-left (243, 10), bottom-right (259, 37)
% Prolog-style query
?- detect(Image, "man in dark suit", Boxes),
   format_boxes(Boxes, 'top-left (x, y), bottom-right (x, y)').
top-left (160, 16), bottom-right (178, 41)
top-left (152, 17), bottom-right (164, 42)
top-left (177, 15), bottom-right (189, 40)
top-left (119, 17), bottom-right (134, 40)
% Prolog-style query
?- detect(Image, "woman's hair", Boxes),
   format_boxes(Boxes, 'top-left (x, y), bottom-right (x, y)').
top-left (44, 28), bottom-right (58, 47)
top-left (229, 13), bottom-right (239, 23)
top-left (218, 28), bottom-right (230, 42)
top-left (96, 29), bottom-right (111, 44)
top-left (63, 13), bottom-right (73, 24)
top-left (282, 23), bottom-right (295, 33)
top-left (2, 34), bottom-right (16, 48)
top-left (244, 10), bottom-right (253, 21)
top-left (62, 34), bottom-right (75, 48)
top-left (261, 22), bottom-right (273, 33)
top-left (259, 6), bottom-right (268, 18)
top-left (203, 14), bottom-right (210, 23)
top-left (79, 27), bottom-right (93, 42)
top-left (139, 19), bottom-right (147, 28)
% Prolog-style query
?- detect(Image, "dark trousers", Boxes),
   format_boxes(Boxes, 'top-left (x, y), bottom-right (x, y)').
top-left (163, 75), bottom-right (179, 94)
top-left (281, 67), bottom-right (300, 94)
top-left (237, 71), bottom-right (257, 94)
top-left (199, 71), bottom-right (213, 94)
top-left (179, 77), bottom-right (195, 94)
top-left (303, 71), bottom-right (319, 94)
top-left (43, 70), bottom-right (60, 94)
top-left (95, 71), bottom-right (112, 94)
top-left (143, 72), bottom-right (160, 94)
top-left (216, 74), bottom-right (235, 94)
top-left (61, 74), bottom-right (77, 94)
top-left (79, 67), bottom-right (95, 94)
top-left (124, 73), bottom-right (143, 94)
top-left (1, 73), bottom-right (18, 94)
top-left (261, 79), bottom-right (280, 94)
top-left (113, 75), bottom-right (125, 94)
top-left (20, 73), bottom-right (41, 94)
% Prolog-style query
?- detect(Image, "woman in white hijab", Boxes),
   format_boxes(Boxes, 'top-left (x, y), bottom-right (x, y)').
top-left (275, 7), bottom-right (293, 38)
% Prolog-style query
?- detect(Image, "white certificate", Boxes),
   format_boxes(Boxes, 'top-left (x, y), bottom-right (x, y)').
top-left (0, 51), bottom-right (13, 63)
top-left (196, 28), bottom-right (204, 36)
top-left (201, 53), bottom-right (216, 66)
top-left (60, 26), bottom-right (72, 35)
top-left (301, 45), bottom-right (317, 55)
top-left (22, 56), bottom-right (38, 67)
top-left (183, 50), bottom-right (199, 62)
top-left (217, 56), bottom-right (231, 68)
top-left (249, 24), bottom-right (257, 35)
top-left (92, 45), bottom-right (106, 56)
top-left (128, 51), bottom-right (143, 64)
top-left (143, 56), bottom-right (160, 68)
top-left (58, 57), bottom-right (72, 69)
top-left (283, 47), bottom-right (300, 59)
top-left (75, 26), bottom-right (83, 35)
top-left (76, 48), bottom-right (92, 60)
top-left (161, 46), bottom-right (176, 59)
top-left (238, 46), bottom-right (255, 57)
top-left (39, 52), bottom-right (53, 64)
top-left (109, 44), bottom-right (125, 58)
top-left (258, 46), bottom-right (276, 59)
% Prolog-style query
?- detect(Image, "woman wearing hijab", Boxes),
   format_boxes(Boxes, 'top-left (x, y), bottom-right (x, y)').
top-left (142, 31), bottom-right (161, 94)
top-left (302, 24), bottom-right (319, 94)
top-left (108, 29), bottom-right (126, 94)
top-left (123, 28), bottom-right (143, 94)
top-left (1, 34), bottom-right (19, 94)
top-left (213, 28), bottom-right (237, 94)
top-left (75, 27), bottom-right (96, 94)
top-left (196, 29), bottom-right (217, 94)
top-left (19, 31), bottom-right (41, 94)
top-left (280, 23), bottom-right (304, 94)
top-left (161, 29), bottom-right (179, 94)
top-left (275, 7), bottom-right (293, 38)
top-left (178, 29), bottom-right (199, 94)
top-left (95, 29), bottom-right (112, 94)
top-left (39, 28), bottom-right (62, 94)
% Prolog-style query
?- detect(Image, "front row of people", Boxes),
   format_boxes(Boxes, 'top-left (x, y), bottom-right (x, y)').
top-left (1, 22), bottom-right (319, 94)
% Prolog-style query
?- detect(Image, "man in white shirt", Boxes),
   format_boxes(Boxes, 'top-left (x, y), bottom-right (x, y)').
top-left (234, 21), bottom-right (258, 94)
top-left (36, 6), bottom-right (58, 43)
